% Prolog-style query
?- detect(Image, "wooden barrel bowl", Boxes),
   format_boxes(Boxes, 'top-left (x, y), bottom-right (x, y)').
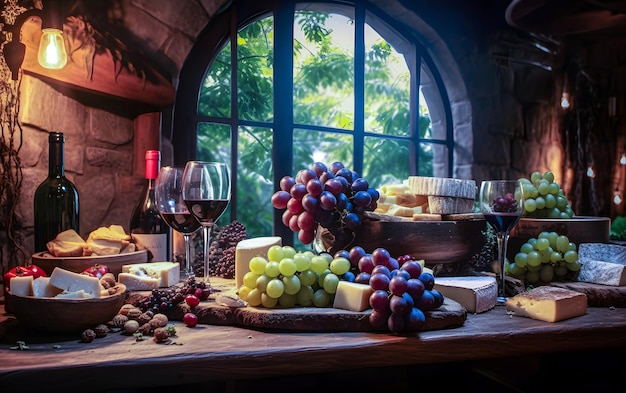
top-left (507, 216), bottom-right (611, 260)
top-left (314, 217), bottom-right (487, 267)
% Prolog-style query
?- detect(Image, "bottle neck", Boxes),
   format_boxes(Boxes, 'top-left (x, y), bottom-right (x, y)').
top-left (48, 140), bottom-right (64, 177)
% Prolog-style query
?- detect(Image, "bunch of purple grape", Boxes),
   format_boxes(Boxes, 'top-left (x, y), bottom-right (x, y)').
top-left (271, 161), bottom-right (380, 244)
top-left (336, 245), bottom-right (444, 333)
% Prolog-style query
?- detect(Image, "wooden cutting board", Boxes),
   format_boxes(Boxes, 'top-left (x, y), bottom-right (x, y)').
top-left (127, 278), bottom-right (467, 332)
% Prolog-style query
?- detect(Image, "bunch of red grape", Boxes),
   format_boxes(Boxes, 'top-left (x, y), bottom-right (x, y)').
top-left (337, 245), bottom-right (444, 333)
top-left (271, 161), bottom-right (380, 244)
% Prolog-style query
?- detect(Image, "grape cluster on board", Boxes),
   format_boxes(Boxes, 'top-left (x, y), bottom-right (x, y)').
top-left (519, 171), bottom-right (574, 218)
top-left (238, 244), bottom-right (444, 333)
top-left (271, 161), bottom-right (380, 244)
top-left (507, 231), bottom-right (581, 285)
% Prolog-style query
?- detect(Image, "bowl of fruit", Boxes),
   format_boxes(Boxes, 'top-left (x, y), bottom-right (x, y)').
top-left (507, 171), bottom-right (610, 260)
top-left (271, 161), bottom-right (486, 267)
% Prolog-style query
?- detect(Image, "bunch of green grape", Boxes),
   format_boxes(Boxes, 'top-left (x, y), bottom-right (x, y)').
top-left (237, 245), bottom-right (351, 308)
top-left (506, 231), bottom-right (581, 285)
top-left (519, 171), bottom-right (574, 218)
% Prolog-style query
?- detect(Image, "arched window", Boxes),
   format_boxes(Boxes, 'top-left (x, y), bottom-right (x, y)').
top-left (172, 0), bottom-right (454, 246)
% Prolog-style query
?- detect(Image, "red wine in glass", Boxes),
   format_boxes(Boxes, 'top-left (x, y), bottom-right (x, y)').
top-left (160, 212), bottom-right (202, 234)
top-left (483, 212), bottom-right (521, 233)
top-left (184, 199), bottom-right (229, 225)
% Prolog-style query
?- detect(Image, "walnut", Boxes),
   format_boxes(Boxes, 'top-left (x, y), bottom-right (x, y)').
top-left (151, 313), bottom-right (168, 328)
top-left (126, 308), bottom-right (143, 320)
top-left (109, 314), bottom-right (129, 328)
top-left (153, 327), bottom-right (170, 343)
top-left (137, 312), bottom-right (152, 326)
top-left (118, 304), bottom-right (136, 316)
top-left (137, 323), bottom-right (153, 335)
top-left (81, 329), bottom-right (96, 343)
top-left (99, 273), bottom-right (116, 289)
top-left (93, 324), bottom-right (110, 338)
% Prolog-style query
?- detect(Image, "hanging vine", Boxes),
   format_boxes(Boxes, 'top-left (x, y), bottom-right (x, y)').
top-left (0, 0), bottom-right (27, 272)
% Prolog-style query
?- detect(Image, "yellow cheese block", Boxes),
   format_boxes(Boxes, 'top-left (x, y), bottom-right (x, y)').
top-left (49, 267), bottom-right (102, 298)
top-left (332, 281), bottom-right (373, 312)
top-left (235, 237), bottom-right (282, 289)
top-left (505, 286), bottom-right (587, 322)
top-left (121, 262), bottom-right (180, 287)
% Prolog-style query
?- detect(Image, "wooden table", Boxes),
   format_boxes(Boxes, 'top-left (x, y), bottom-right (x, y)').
top-left (1, 302), bottom-right (625, 392)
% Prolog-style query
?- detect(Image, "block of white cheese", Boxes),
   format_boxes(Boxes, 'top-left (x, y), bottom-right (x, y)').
top-left (55, 290), bottom-right (94, 299)
top-left (32, 276), bottom-right (63, 298)
top-left (577, 243), bottom-right (626, 286)
top-left (235, 237), bottom-right (282, 289)
top-left (408, 176), bottom-right (476, 199)
top-left (427, 196), bottom-right (475, 214)
top-left (505, 286), bottom-right (587, 322)
top-left (118, 273), bottom-right (160, 291)
top-left (9, 275), bottom-right (34, 297)
top-left (433, 276), bottom-right (497, 313)
top-left (121, 262), bottom-right (180, 288)
top-left (49, 267), bottom-right (102, 298)
top-left (332, 281), bottom-right (374, 312)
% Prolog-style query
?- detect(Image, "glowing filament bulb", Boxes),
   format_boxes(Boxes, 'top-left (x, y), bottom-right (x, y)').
top-left (586, 166), bottom-right (595, 178)
top-left (614, 192), bottom-right (622, 205)
top-left (620, 154), bottom-right (626, 165)
top-left (37, 28), bottom-right (67, 69)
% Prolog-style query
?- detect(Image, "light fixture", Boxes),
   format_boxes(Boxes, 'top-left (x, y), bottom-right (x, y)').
top-left (620, 153), bottom-right (626, 165)
top-left (3, 0), bottom-right (67, 80)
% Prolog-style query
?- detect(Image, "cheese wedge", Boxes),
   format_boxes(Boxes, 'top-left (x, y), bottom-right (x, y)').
top-left (235, 237), bottom-right (282, 289)
top-left (32, 276), bottom-right (63, 298)
top-left (433, 276), bottom-right (497, 313)
top-left (49, 267), bottom-right (102, 298)
top-left (118, 273), bottom-right (160, 291)
top-left (121, 262), bottom-right (180, 287)
top-left (9, 275), bottom-right (34, 297)
top-left (332, 281), bottom-right (373, 312)
top-left (505, 286), bottom-right (587, 322)
top-left (577, 243), bottom-right (626, 286)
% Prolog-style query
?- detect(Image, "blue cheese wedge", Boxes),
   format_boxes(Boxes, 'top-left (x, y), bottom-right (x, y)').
top-left (332, 281), bottom-right (373, 312)
top-left (121, 262), bottom-right (180, 288)
top-left (49, 267), bottom-right (102, 298)
top-left (577, 243), bottom-right (626, 286)
top-left (506, 286), bottom-right (587, 322)
top-left (433, 276), bottom-right (497, 313)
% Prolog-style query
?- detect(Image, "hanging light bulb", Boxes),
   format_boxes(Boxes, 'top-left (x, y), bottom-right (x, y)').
top-left (37, 27), bottom-right (67, 69)
top-left (586, 166), bottom-right (595, 178)
top-left (614, 190), bottom-right (622, 205)
top-left (560, 92), bottom-right (570, 109)
top-left (620, 154), bottom-right (626, 165)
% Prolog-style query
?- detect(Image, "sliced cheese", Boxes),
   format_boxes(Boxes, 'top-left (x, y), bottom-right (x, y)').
top-left (332, 281), bottom-right (373, 312)
top-left (433, 276), bottom-right (497, 313)
top-left (235, 237), bottom-right (282, 289)
top-left (32, 276), bottom-right (63, 298)
top-left (505, 286), bottom-right (587, 322)
top-left (121, 262), bottom-right (180, 287)
top-left (56, 290), bottom-right (94, 299)
top-left (49, 267), bottom-right (102, 298)
top-left (9, 275), bottom-right (34, 297)
top-left (118, 273), bottom-right (160, 291)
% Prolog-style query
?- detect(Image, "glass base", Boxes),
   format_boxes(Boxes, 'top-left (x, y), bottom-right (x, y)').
top-left (180, 268), bottom-right (195, 282)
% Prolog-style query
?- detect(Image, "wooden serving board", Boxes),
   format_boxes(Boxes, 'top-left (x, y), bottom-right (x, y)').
top-left (549, 281), bottom-right (626, 307)
top-left (127, 278), bottom-right (467, 332)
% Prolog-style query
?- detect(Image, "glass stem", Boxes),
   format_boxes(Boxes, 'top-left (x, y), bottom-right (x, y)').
top-left (202, 225), bottom-right (211, 284)
top-left (183, 233), bottom-right (193, 277)
top-left (496, 231), bottom-right (509, 302)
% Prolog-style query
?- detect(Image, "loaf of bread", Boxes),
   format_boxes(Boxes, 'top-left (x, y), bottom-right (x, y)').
top-left (46, 225), bottom-right (134, 257)
top-left (46, 229), bottom-right (87, 257)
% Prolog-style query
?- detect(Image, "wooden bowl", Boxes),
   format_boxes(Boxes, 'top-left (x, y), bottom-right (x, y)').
top-left (315, 215), bottom-right (487, 266)
top-left (8, 284), bottom-right (127, 333)
top-left (31, 250), bottom-right (149, 276)
top-left (508, 216), bottom-right (611, 260)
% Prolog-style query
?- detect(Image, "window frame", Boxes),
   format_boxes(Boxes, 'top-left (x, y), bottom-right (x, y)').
top-left (171, 0), bottom-right (454, 243)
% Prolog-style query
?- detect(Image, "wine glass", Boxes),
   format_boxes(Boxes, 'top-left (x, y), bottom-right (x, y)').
top-left (182, 161), bottom-right (231, 284)
top-left (155, 166), bottom-right (202, 280)
top-left (479, 180), bottom-right (524, 305)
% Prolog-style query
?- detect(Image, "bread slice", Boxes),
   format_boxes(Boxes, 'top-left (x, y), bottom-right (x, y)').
top-left (46, 229), bottom-right (87, 257)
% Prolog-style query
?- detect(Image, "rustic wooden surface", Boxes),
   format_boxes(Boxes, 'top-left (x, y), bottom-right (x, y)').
top-left (1, 303), bottom-right (625, 393)
top-left (550, 281), bottom-right (626, 307)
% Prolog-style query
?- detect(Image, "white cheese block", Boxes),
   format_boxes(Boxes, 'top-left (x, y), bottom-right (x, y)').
top-left (433, 276), bottom-right (497, 313)
top-left (118, 273), bottom-right (161, 291)
top-left (9, 275), bottom-right (34, 296)
top-left (121, 262), bottom-right (180, 287)
top-left (235, 237), bottom-right (282, 289)
top-left (578, 242), bottom-right (626, 263)
top-left (332, 281), bottom-right (374, 312)
top-left (578, 260), bottom-right (626, 286)
top-left (408, 176), bottom-right (476, 199)
top-left (427, 196), bottom-right (475, 214)
top-left (506, 286), bottom-right (587, 322)
top-left (32, 276), bottom-right (63, 298)
top-left (49, 267), bottom-right (102, 298)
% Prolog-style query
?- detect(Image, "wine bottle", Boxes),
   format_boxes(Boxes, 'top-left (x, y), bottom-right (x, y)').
top-left (33, 132), bottom-right (80, 253)
top-left (130, 150), bottom-right (170, 261)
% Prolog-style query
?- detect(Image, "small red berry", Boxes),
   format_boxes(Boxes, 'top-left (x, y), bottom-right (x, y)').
top-left (185, 294), bottom-right (200, 307)
top-left (183, 312), bottom-right (198, 327)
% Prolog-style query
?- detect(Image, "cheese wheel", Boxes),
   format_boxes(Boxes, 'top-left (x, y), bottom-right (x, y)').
top-left (427, 196), bottom-right (475, 214)
top-left (408, 176), bottom-right (476, 199)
